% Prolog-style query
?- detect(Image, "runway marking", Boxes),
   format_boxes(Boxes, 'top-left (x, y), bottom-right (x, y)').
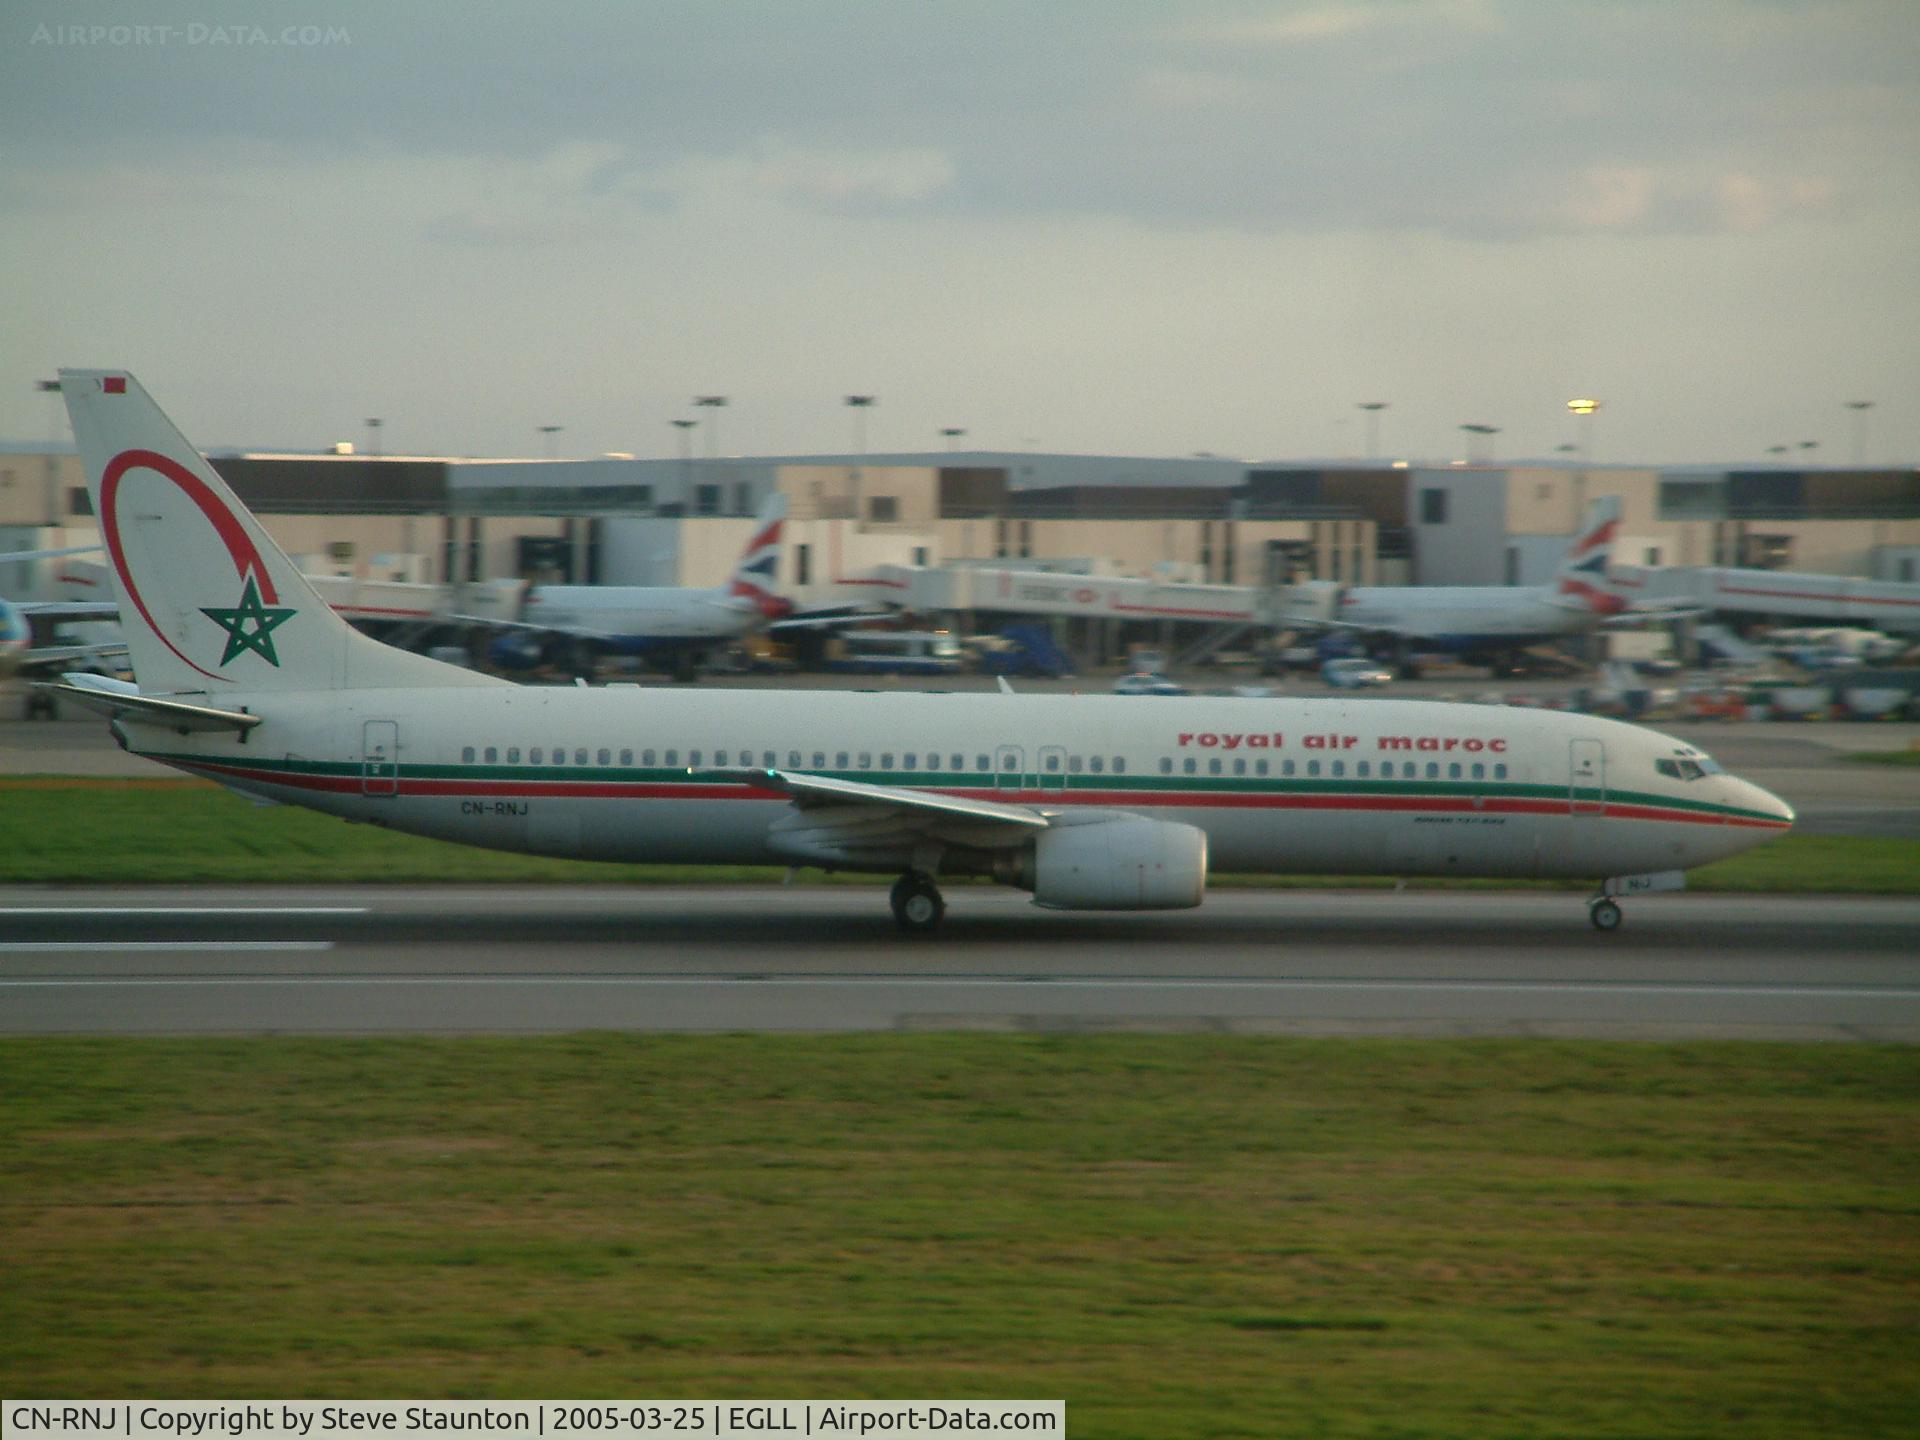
top-left (0, 942), bottom-right (336, 955)
top-left (1, 907), bottom-right (368, 916)
top-left (0, 975), bottom-right (1912, 999)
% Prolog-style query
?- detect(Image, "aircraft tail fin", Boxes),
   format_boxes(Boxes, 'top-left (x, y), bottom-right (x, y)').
top-left (58, 369), bottom-right (502, 695)
top-left (725, 491), bottom-right (792, 619)
top-left (1552, 496), bottom-right (1627, 615)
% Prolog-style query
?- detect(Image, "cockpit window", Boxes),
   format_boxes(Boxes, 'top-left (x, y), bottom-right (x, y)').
top-left (1658, 758), bottom-right (1708, 782)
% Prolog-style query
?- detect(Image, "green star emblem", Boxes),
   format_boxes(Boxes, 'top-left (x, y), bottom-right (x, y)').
top-left (200, 574), bottom-right (296, 667)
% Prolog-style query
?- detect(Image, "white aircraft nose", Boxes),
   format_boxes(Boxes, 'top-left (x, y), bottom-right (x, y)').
top-left (1739, 779), bottom-right (1795, 829)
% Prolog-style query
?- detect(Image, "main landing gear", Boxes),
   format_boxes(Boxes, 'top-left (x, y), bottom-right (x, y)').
top-left (890, 871), bottom-right (945, 933)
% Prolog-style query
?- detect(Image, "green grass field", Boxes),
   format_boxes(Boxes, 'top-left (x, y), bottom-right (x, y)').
top-left (1842, 747), bottom-right (1920, 766)
top-left (3, 1036), bottom-right (1916, 1437)
top-left (3, 777), bottom-right (1915, 891)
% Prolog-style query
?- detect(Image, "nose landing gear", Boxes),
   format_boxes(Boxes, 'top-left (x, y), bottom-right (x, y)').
top-left (890, 871), bottom-right (946, 933)
top-left (1587, 896), bottom-right (1623, 932)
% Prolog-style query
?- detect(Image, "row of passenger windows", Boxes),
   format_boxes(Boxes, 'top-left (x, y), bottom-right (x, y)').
top-left (1160, 756), bottom-right (1508, 781)
top-left (451, 745), bottom-right (1506, 783)
top-left (454, 746), bottom-right (1131, 774)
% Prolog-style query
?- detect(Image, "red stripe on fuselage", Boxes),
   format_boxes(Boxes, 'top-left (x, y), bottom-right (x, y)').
top-left (161, 759), bottom-right (1787, 830)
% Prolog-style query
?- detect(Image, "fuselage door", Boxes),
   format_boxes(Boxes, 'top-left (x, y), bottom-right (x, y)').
top-left (994, 744), bottom-right (1027, 794)
top-left (1569, 738), bottom-right (1605, 816)
top-left (362, 719), bottom-right (399, 797)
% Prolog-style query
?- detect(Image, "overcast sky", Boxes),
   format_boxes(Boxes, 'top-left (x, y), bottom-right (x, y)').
top-left (5, 0), bottom-right (1917, 466)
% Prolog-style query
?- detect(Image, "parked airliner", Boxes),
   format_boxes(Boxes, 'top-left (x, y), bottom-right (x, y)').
top-left (1283, 497), bottom-right (1697, 675)
top-left (464, 493), bottom-right (815, 680)
top-left (44, 371), bottom-right (1793, 931)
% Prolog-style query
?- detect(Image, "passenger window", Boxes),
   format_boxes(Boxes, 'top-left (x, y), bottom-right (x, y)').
top-left (903, 753), bottom-right (918, 770)
top-left (1044, 753), bottom-right (1059, 772)
top-left (811, 752), bottom-right (825, 768)
top-left (1069, 756), bottom-right (1083, 774)
top-left (1089, 755), bottom-right (1104, 774)
top-left (481, 746), bottom-right (495, 763)
top-left (1307, 760), bottom-right (1321, 777)
top-left (1448, 762), bottom-right (1461, 779)
top-left (1183, 758), bottom-right (1198, 775)
top-left (598, 748), bottom-right (611, 766)
top-left (1331, 760), bottom-right (1345, 777)
top-left (1471, 762), bottom-right (1484, 780)
top-left (1426, 762), bottom-right (1439, 779)
top-left (531, 748), bottom-right (544, 764)
top-left (977, 755), bottom-right (990, 771)
top-left (951, 754), bottom-right (965, 771)
top-left (1113, 758), bottom-right (1125, 774)
top-left (641, 749), bottom-right (655, 766)
top-left (1160, 758), bottom-right (1173, 775)
top-left (1283, 759), bottom-right (1296, 776)
top-left (1002, 754), bottom-right (1019, 771)
top-left (663, 749), bottom-right (677, 766)
top-left (1255, 758), bottom-right (1268, 776)
top-left (880, 753), bottom-right (894, 770)
top-left (859, 753), bottom-right (872, 769)
top-left (836, 752), bottom-right (850, 768)
top-left (1357, 761), bottom-right (1370, 778)
top-left (688, 750), bottom-right (701, 766)
top-left (1208, 758), bottom-right (1222, 775)
top-left (461, 746), bottom-right (475, 763)
top-left (618, 749), bottom-right (631, 766)
top-left (1495, 763), bottom-right (1508, 780)
top-left (1232, 758), bottom-right (1246, 776)
top-left (552, 749), bottom-right (565, 766)
top-left (508, 747), bottom-right (521, 764)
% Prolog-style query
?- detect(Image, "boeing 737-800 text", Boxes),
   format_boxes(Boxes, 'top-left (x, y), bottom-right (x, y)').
top-left (44, 371), bottom-right (1793, 931)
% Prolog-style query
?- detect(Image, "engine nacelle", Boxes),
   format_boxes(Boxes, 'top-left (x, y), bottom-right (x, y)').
top-left (1020, 816), bottom-right (1208, 911)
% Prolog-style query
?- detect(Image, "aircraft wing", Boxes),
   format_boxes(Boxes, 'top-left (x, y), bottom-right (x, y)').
top-left (1596, 603), bottom-right (1708, 627)
top-left (33, 673), bottom-right (261, 734)
top-left (768, 604), bottom-right (890, 633)
top-left (704, 766), bottom-right (1049, 828)
top-left (12, 600), bottom-right (122, 623)
top-left (447, 612), bottom-right (623, 642)
top-left (17, 641), bottom-right (128, 673)
top-left (700, 765), bottom-right (1051, 866)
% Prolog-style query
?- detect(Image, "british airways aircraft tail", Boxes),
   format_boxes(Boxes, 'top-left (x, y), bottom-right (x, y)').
top-left (1551, 497), bottom-right (1626, 616)
top-left (59, 370), bottom-right (500, 696)
top-left (725, 492), bottom-right (792, 618)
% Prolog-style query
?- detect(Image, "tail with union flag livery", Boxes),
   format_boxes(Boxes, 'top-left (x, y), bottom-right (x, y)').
top-left (724, 492), bottom-right (792, 620)
top-left (59, 370), bottom-right (501, 696)
top-left (1550, 496), bottom-right (1627, 617)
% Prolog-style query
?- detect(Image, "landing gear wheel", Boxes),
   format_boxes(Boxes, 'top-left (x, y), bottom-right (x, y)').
top-left (1589, 898), bottom-right (1623, 933)
top-left (890, 872), bottom-right (945, 933)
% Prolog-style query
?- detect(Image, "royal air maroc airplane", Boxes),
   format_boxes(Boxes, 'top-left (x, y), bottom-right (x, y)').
top-left (1282, 497), bottom-right (1698, 676)
top-left (43, 370), bottom-right (1793, 932)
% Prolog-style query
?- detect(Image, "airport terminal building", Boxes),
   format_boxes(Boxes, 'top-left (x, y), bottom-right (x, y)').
top-left (4, 441), bottom-right (1916, 635)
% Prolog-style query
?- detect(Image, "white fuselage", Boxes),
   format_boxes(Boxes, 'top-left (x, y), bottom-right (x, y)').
top-left (524, 585), bottom-right (748, 643)
top-left (136, 688), bottom-right (1791, 882)
top-left (1332, 586), bottom-right (1584, 646)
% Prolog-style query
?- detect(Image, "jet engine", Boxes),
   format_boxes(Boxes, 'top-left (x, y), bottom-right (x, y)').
top-left (997, 816), bottom-right (1208, 910)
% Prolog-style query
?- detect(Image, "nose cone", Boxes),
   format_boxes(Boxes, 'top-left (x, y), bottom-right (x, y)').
top-left (1735, 778), bottom-right (1795, 830)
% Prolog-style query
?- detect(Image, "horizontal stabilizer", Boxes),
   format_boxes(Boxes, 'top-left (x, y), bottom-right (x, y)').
top-left (34, 674), bottom-right (261, 734)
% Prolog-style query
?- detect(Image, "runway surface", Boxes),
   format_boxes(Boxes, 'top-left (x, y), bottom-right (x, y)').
top-left (4, 886), bottom-right (1916, 1041)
